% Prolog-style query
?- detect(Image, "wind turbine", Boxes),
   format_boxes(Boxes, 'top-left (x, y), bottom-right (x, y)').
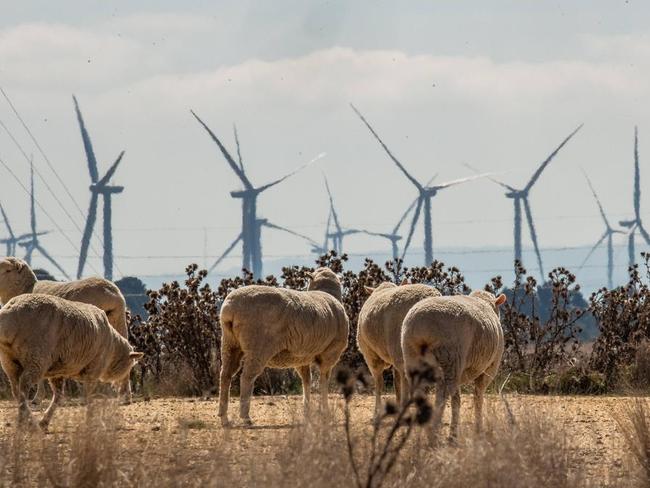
top-left (192, 112), bottom-right (324, 277)
top-left (19, 162), bottom-right (69, 279)
top-left (351, 104), bottom-right (488, 264)
top-left (579, 172), bottom-right (624, 289)
top-left (208, 218), bottom-right (320, 275)
top-left (323, 176), bottom-right (362, 254)
top-left (619, 127), bottom-right (650, 266)
top-left (358, 174), bottom-right (438, 261)
top-left (466, 124), bottom-right (582, 279)
top-left (73, 95), bottom-right (125, 281)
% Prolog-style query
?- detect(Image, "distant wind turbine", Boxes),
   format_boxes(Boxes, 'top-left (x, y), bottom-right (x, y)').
top-left (579, 171), bottom-right (624, 289)
top-left (323, 176), bottom-right (362, 254)
top-left (351, 103), bottom-right (488, 264)
top-left (619, 127), bottom-right (650, 266)
top-left (19, 162), bottom-right (69, 279)
top-left (466, 124), bottom-right (583, 279)
top-left (192, 111), bottom-right (324, 277)
top-left (358, 174), bottom-right (438, 260)
top-left (73, 95), bottom-right (125, 281)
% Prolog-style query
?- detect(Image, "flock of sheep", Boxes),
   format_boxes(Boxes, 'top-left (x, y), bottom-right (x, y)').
top-left (0, 256), bottom-right (506, 440)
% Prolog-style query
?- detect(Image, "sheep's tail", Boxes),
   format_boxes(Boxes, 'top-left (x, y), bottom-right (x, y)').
top-left (219, 299), bottom-right (236, 337)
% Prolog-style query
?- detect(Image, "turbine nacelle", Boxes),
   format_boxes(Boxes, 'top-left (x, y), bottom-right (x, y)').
top-left (90, 184), bottom-right (124, 194)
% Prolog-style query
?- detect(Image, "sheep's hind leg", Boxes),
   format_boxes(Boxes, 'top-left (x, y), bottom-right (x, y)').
top-left (317, 363), bottom-right (335, 417)
top-left (17, 365), bottom-right (41, 429)
top-left (364, 352), bottom-right (388, 417)
top-left (473, 373), bottom-right (492, 434)
top-left (218, 343), bottom-right (243, 427)
top-left (1, 356), bottom-right (22, 400)
top-left (449, 387), bottom-right (461, 443)
top-left (39, 378), bottom-right (64, 431)
top-left (297, 365), bottom-right (311, 419)
top-left (239, 355), bottom-right (269, 427)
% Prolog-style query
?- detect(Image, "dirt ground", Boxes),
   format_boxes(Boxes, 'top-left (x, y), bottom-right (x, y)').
top-left (0, 393), bottom-right (634, 485)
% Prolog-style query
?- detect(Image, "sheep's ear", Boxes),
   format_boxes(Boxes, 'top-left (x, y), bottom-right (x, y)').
top-left (399, 278), bottom-right (408, 286)
top-left (364, 286), bottom-right (375, 295)
top-left (495, 294), bottom-right (507, 307)
top-left (129, 352), bottom-right (144, 362)
top-left (306, 271), bottom-right (314, 280)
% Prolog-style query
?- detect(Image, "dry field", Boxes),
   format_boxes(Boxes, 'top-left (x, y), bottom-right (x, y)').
top-left (0, 393), bottom-right (641, 487)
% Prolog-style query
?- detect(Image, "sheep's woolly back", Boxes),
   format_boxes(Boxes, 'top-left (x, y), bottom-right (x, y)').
top-left (401, 292), bottom-right (504, 385)
top-left (357, 283), bottom-right (441, 370)
top-left (220, 268), bottom-right (348, 370)
top-left (0, 294), bottom-right (137, 384)
top-left (0, 258), bottom-right (128, 338)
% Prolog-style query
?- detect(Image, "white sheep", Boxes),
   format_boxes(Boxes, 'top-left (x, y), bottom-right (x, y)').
top-left (0, 293), bottom-right (143, 430)
top-left (0, 257), bottom-right (132, 402)
top-left (357, 282), bottom-right (441, 414)
top-left (218, 267), bottom-right (349, 427)
top-left (401, 290), bottom-right (506, 439)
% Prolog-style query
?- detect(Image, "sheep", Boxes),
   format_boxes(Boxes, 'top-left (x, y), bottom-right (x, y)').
top-left (357, 281), bottom-right (441, 414)
top-left (401, 290), bottom-right (507, 440)
top-left (218, 267), bottom-right (349, 427)
top-left (0, 257), bottom-right (132, 402)
top-left (0, 293), bottom-right (143, 430)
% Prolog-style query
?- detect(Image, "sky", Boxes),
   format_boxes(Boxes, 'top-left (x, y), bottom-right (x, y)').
top-left (0, 1), bottom-right (649, 290)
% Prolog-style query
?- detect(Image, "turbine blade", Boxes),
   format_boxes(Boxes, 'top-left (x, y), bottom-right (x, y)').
top-left (263, 221), bottom-right (319, 246)
top-left (578, 231), bottom-right (608, 272)
top-left (400, 197), bottom-right (423, 261)
top-left (208, 233), bottom-right (243, 274)
top-left (350, 103), bottom-right (423, 191)
top-left (96, 151), bottom-right (125, 187)
top-left (257, 153), bottom-right (326, 193)
top-left (191, 110), bottom-right (253, 190)
top-left (322, 208), bottom-right (332, 251)
top-left (634, 126), bottom-right (641, 220)
top-left (432, 172), bottom-right (490, 191)
top-left (523, 198), bottom-right (544, 278)
top-left (73, 95), bottom-right (100, 183)
top-left (0, 202), bottom-right (14, 239)
top-left (36, 244), bottom-right (71, 280)
top-left (462, 163), bottom-right (516, 192)
top-left (233, 124), bottom-right (245, 174)
top-left (581, 169), bottom-right (611, 228)
top-left (525, 124), bottom-right (583, 192)
top-left (323, 175), bottom-right (343, 233)
top-left (77, 193), bottom-right (98, 278)
top-left (393, 173), bottom-right (438, 234)
top-left (638, 223), bottom-right (650, 246)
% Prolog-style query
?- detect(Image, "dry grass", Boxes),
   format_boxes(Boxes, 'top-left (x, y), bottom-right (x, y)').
top-left (0, 394), bottom-right (640, 487)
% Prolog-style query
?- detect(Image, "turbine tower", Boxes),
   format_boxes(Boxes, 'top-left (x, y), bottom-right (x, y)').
top-left (192, 112), bottom-right (324, 277)
top-left (324, 176), bottom-right (362, 254)
top-left (619, 127), bottom-right (650, 266)
top-left (579, 172), bottom-right (623, 289)
top-left (351, 103), bottom-right (487, 264)
top-left (19, 162), bottom-right (69, 279)
top-left (73, 95), bottom-right (125, 281)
